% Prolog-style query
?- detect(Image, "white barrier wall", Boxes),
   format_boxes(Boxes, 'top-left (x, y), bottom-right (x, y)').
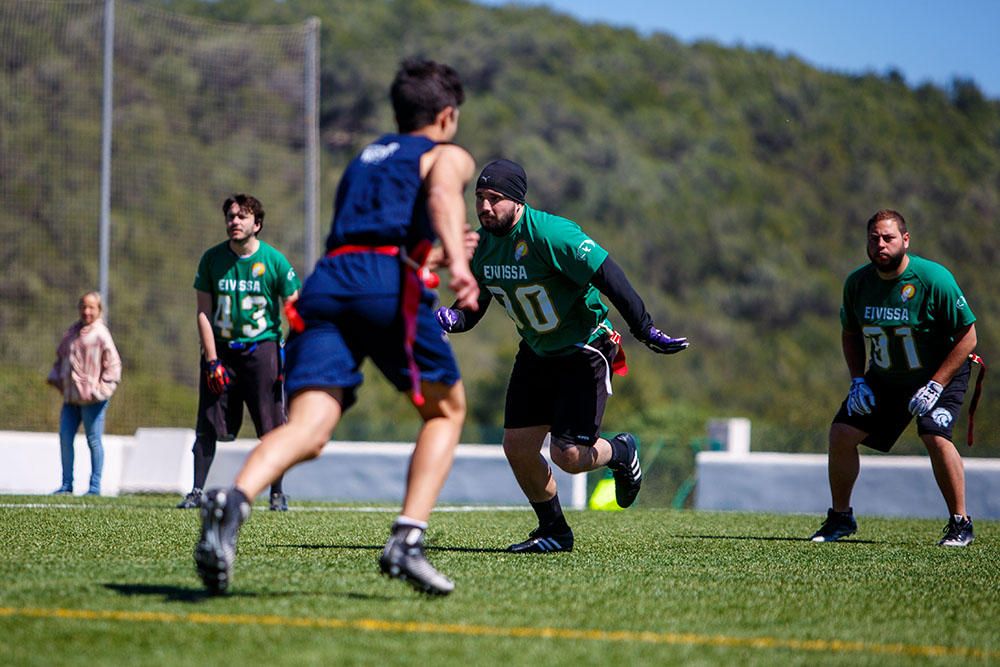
top-left (0, 429), bottom-right (587, 509)
top-left (696, 451), bottom-right (1000, 519)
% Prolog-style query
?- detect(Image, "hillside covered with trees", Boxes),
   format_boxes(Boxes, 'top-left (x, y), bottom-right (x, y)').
top-left (4, 0), bottom-right (998, 501)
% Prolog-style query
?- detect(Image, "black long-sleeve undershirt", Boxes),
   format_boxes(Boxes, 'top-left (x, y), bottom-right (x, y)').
top-left (590, 255), bottom-right (653, 337)
top-left (447, 255), bottom-right (651, 338)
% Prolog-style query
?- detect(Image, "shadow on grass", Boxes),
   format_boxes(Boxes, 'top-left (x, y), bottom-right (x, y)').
top-left (267, 543), bottom-right (510, 554)
top-left (674, 534), bottom-right (877, 544)
top-left (103, 583), bottom-right (236, 603)
top-left (105, 582), bottom-right (395, 603)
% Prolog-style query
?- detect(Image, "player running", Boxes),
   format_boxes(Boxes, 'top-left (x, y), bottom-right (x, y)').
top-left (194, 59), bottom-right (479, 596)
top-left (436, 159), bottom-right (688, 553)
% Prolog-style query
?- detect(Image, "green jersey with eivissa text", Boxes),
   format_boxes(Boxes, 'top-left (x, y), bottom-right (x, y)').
top-left (471, 205), bottom-right (611, 356)
top-left (193, 240), bottom-right (301, 345)
top-left (841, 254), bottom-right (975, 386)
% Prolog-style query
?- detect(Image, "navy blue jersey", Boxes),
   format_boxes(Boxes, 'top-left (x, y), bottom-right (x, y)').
top-left (325, 133), bottom-right (436, 249)
top-left (308, 134), bottom-right (437, 297)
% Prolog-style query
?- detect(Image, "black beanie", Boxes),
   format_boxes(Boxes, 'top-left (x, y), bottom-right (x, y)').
top-left (476, 159), bottom-right (527, 203)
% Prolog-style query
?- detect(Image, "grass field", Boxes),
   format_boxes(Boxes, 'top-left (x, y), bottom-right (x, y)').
top-left (1, 495), bottom-right (997, 666)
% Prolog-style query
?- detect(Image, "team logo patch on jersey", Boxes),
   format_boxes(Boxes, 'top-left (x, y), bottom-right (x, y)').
top-left (514, 240), bottom-right (529, 262)
top-left (900, 284), bottom-right (916, 302)
top-left (930, 407), bottom-right (953, 428)
top-left (287, 267), bottom-right (296, 281)
top-left (575, 239), bottom-right (596, 260)
top-left (360, 142), bottom-right (400, 164)
top-left (957, 295), bottom-right (968, 309)
top-left (252, 262), bottom-right (266, 278)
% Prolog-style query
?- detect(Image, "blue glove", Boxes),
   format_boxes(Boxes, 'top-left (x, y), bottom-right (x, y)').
top-left (435, 306), bottom-right (460, 333)
top-left (641, 325), bottom-right (688, 354)
top-left (908, 380), bottom-right (943, 416)
top-left (846, 377), bottom-right (875, 416)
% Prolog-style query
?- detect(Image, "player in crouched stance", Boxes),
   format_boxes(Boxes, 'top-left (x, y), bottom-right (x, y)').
top-left (810, 209), bottom-right (979, 547)
top-left (436, 159), bottom-right (688, 554)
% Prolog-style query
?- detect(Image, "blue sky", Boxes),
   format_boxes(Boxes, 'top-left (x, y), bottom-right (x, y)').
top-left (475, 1), bottom-right (1000, 99)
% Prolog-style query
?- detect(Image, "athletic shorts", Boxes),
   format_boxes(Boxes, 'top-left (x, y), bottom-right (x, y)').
top-left (283, 288), bottom-right (459, 410)
top-left (504, 334), bottom-right (619, 446)
top-left (832, 359), bottom-right (971, 452)
top-left (195, 339), bottom-right (285, 442)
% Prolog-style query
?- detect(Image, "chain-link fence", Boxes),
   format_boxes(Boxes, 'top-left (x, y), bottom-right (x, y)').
top-left (1, 0), bottom-right (318, 430)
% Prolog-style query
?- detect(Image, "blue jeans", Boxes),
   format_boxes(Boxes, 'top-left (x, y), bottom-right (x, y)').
top-left (58, 401), bottom-right (108, 494)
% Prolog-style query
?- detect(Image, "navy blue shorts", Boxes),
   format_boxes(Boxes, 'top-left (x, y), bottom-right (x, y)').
top-left (283, 288), bottom-right (459, 411)
top-left (832, 360), bottom-right (971, 452)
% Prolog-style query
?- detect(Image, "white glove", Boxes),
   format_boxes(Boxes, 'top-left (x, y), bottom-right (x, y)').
top-left (908, 380), bottom-right (943, 416)
top-left (846, 377), bottom-right (875, 416)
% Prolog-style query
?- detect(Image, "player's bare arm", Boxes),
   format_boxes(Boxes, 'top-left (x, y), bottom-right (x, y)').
top-left (423, 143), bottom-right (479, 310)
top-left (841, 329), bottom-right (867, 378)
top-left (196, 290), bottom-right (218, 362)
top-left (425, 225), bottom-right (478, 270)
top-left (931, 323), bottom-right (977, 386)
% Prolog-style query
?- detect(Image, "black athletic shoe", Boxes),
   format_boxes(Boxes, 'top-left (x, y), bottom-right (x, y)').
top-left (268, 492), bottom-right (288, 512)
top-left (176, 488), bottom-right (203, 509)
top-left (809, 508), bottom-right (858, 542)
top-left (194, 488), bottom-right (250, 595)
top-left (507, 526), bottom-right (575, 553)
top-left (938, 514), bottom-right (974, 547)
top-left (609, 432), bottom-right (642, 508)
top-left (379, 526), bottom-right (454, 596)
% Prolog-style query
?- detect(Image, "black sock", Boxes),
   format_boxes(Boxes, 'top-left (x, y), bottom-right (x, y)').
top-left (192, 437), bottom-right (216, 490)
top-left (530, 496), bottom-right (570, 533)
top-left (608, 434), bottom-right (629, 469)
top-left (270, 475), bottom-right (283, 496)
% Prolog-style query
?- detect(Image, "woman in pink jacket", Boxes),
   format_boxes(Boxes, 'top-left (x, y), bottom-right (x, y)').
top-left (47, 292), bottom-right (122, 495)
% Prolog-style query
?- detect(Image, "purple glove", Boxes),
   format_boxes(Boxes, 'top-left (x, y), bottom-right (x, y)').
top-left (435, 307), bottom-right (460, 333)
top-left (642, 325), bottom-right (689, 354)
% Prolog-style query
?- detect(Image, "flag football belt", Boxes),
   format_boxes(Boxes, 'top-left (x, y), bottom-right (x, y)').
top-left (597, 322), bottom-right (628, 377)
top-left (282, 241), bottom-right (438, 407)
top-left (966, 353), bottom-right (987, 447)
top-left (226, 341), bottom-right (258, 353)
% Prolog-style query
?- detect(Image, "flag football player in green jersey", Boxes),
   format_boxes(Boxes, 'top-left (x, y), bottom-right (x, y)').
top-left (178, 194), bottom-right (300, 512)
top-left (436, 159), bottom-right (689, 553)
top-left (811, 209), bottom-right (979, 547)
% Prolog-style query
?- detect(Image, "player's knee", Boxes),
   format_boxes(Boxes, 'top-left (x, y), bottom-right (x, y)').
top-left (828, 423), bottom-right (863, 451)
top-left (548, 435), bottom-right (587, 473)
top-left (418, 381), bottom-right (466, 423)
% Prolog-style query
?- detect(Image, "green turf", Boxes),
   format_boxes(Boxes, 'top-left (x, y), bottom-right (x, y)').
top-left (0, 495), bottom-right (997, 666)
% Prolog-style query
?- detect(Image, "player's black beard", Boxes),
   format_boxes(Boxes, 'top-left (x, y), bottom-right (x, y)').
top-left (868, 248), bottom-right (905, 272)
top-left (479, 209), bottom-right (518, 236)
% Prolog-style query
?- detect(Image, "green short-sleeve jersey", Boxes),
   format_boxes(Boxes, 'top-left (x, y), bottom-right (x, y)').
top-left (472, 205), bottom-right (611, 356)
top-left (841, 254), bottom-right (976, 386)
top-left (193, 240), bottom-right (301, 345)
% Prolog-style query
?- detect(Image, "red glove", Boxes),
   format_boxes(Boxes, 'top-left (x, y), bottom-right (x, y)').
top-left (205, 359), bottom-right (231, 395)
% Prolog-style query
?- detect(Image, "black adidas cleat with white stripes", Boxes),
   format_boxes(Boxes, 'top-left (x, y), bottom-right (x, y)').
top-left (507, 526), bottom-right (574, 554)
top-left (609, 432), bottom-right (642, 508)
